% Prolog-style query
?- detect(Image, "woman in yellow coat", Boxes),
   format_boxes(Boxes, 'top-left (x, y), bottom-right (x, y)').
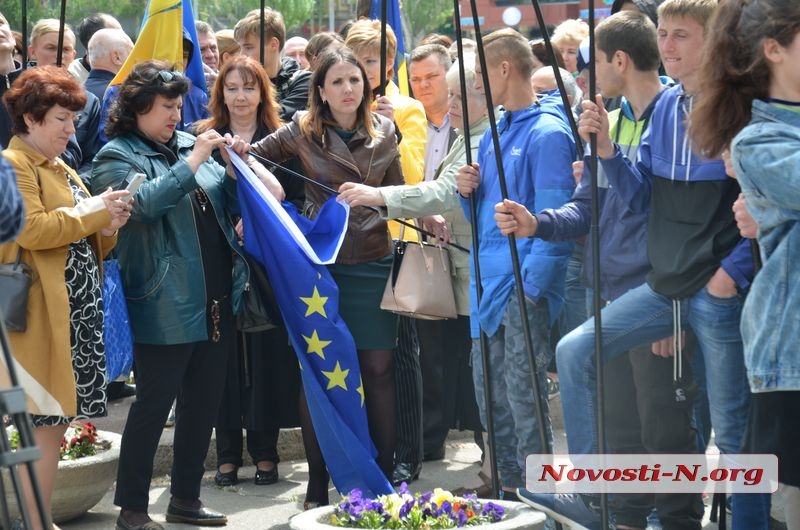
top-left (0, 66), bottom-right (131, 530)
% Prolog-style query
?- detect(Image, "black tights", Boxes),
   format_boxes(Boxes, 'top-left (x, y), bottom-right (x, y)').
top-left (300, 348), bottom-right (395, 504)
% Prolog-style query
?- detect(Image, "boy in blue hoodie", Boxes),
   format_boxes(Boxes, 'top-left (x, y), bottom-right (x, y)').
top-left (456, 27), bottom-right (576, 500)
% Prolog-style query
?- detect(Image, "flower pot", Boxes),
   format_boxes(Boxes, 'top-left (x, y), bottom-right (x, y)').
top-left (3, 430), bottom-right (121, 523)
top-left (288, 499), bottom-right (546, 530)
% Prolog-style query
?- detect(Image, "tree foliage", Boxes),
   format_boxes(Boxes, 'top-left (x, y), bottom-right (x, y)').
top-left (4, 0), bottom-right (315, 43)
top-left (401, 0), bottom-right (455, 47)
top-left (194, 0), bottom-right (315, 34)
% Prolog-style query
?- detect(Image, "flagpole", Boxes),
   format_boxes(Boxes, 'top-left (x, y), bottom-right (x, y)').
top-left (259, 0), bottom-right (266, 67)
top-left (451, 0), bottom-right (500, 500)
top-left (56, 0), bottom-right (67, 67)
top-left (20, 0), bottom-right (27, 69)
top-left (586, 0), bottom-right (611, 526)
top-left (526, 0), bottom-right (582, 152)
top-left (246, 150), bottom-right (470, 253)
top-left (378, 0), bottom-right (387, 97)
top-left (468, 0), bottom-right (552, 458)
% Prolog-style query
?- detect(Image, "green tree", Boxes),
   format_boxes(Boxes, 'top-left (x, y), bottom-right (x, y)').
top-left (4, 0), bottom-right (314, 43)
top-left (4, 0), bottom-right (143, 37)
top-left (193, 0), bottom-right (315, 33)
top-left (401, 0), bottom-right (454, 47)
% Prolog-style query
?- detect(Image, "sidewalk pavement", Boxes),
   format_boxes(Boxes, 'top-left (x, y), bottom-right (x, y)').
top-left (58, 393), bottom-right (729, 530)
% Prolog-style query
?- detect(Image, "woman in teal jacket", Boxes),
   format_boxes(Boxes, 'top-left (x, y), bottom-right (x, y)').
top-left (91, 60), bottom-right (249, 530)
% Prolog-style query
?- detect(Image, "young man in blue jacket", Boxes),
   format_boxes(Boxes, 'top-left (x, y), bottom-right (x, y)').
top-left (456, 27), bottom-right (576, 501)
top-left (500, 0), bottom-right (768, 528)
top-left (498, 11), bottom-right (703, 529)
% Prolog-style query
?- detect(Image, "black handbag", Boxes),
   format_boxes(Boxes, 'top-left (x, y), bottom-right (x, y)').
top-left (236, 252), bottom-right (281, 333)
top-left (0, 248), bottom-right (32, 332)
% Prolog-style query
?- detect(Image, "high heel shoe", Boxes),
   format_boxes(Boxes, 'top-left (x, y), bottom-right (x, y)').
top-left (214, 465), bottom-right (239, 486)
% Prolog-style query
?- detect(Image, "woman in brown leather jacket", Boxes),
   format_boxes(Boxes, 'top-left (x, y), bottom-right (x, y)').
top-left (250, 47), bottom-right (403, 508)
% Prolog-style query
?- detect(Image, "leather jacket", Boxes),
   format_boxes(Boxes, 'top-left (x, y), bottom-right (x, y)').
top-left (91, 131), bottom-right (247, 345)
top-left (251, 112), bottom-right (404, 264)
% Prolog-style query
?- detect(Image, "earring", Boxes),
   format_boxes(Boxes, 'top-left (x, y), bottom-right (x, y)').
top-left (322, 98), bottom-right (327, 104)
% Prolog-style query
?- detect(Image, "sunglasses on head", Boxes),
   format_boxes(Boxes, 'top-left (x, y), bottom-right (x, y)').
top-left (157, 70), bottom-right (184, 83)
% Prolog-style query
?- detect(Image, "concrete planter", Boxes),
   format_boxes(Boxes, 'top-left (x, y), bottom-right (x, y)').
top-left (4, 430), bottom-right (121, 523)
top-left (289, 499), bottom-right (545, 530)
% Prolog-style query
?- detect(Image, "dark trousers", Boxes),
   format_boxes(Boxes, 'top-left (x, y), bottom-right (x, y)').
top-left (114, 338), bottom-right (230, 512)
top-left (417, 315), bottom-right (481, 455)
top-left (215, 427), bottom-right (279, 468)
top-left (393, 315), bottom-right (422, 465)
top-left (604, 345), bottom-right (703, 530)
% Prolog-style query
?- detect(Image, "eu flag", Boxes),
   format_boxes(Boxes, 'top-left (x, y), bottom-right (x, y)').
top-left (231, 150), bottom-right (393, 498)
top-left (370, 0), bottom-right (409, 96)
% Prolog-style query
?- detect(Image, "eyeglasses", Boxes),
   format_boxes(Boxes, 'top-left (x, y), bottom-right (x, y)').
top-left (157, 70), bottom-right (184, 83)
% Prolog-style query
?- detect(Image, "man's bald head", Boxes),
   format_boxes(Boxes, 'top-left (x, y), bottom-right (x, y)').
top-left (87, 28), bottom-right (132, 74)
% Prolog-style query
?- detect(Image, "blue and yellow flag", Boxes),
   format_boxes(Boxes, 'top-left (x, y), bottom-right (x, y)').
top-left (99, 0), bottom-right (207, 143)
top-left (370, 0), bottom-right (409, 96)
top-left (109, 0), bottom-right (205, 93)
top-left (231, 151), bottom-right (394, 498)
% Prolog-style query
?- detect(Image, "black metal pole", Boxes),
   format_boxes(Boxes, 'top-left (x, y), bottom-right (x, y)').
top-left (378, 0), bottom-right (387, 96)
top-left (586, 0), bottom-right (610, 527)
top-left (56, 0), bottom-right (67, 67)
top-left (259, 0), bottom-right (266, 67)
top-left (527, 0), bottom-right (582, 154)
top-left (20, 0), bottom-right (28, 69)
top-left (467, 0), bottom-right (551, 460)
top-left (451, 0), bottom-right (500, 500)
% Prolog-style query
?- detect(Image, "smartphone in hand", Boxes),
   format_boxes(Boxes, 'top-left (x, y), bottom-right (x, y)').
top-left (118, 172), bottom-right (146, 203)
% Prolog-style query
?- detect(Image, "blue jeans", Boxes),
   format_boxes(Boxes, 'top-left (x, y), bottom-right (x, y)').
top-left (557, 282), bottom-right (765, 529)
top-left (559, 243), bottom-right (588, 337)
top-left (471, 291), bottom-right (552, 489)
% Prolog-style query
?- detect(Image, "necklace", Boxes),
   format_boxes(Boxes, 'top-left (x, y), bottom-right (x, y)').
top-left (195, 187), bottom-right (209, 212)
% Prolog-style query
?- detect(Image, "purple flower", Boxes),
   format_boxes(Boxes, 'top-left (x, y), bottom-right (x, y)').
top-left (349, 489), bottom-right (363, 502)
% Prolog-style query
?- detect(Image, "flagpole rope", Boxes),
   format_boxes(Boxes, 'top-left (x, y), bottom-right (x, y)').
top-left (451, 0), bottom-right (501, 500)
top-left (246, 150), bottom-right (470, 253)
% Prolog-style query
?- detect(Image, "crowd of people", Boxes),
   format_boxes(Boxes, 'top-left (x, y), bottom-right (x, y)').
top-left (0, 0), bottom-right (797, 529)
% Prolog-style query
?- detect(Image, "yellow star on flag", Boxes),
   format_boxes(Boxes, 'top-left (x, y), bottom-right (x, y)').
top-left (303, 330), bottom-right (331, 360)
top-left (322, 361), bottom-right (349, 391)
top-left (300, 286), bottom-right (328, 318)
top-left (356, 376), bottom-right (365, 407)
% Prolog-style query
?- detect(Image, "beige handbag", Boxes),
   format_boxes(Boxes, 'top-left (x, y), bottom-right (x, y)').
top-left (380, 221), bottom-right (457, 320)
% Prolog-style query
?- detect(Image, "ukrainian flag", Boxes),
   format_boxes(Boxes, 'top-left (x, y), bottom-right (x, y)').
top-left (109, 0), bottom-right (205, 93)
top-left (370, 0), bottom-right (409, 96)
